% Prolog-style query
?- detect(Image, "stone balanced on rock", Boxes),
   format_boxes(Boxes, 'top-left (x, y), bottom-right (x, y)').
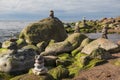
top-left (49, 10), bottom-right (54, 18)
top-left (32, 55), bottom-right (48, 75)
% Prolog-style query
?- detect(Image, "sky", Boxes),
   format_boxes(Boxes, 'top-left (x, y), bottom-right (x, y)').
top-left (0, 0), bottom-right (120, 21)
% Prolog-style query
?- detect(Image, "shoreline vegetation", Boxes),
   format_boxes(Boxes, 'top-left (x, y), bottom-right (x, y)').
top-left (0, 15), bottom-right (120, 80)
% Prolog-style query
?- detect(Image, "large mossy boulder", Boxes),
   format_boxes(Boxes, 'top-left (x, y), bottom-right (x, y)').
top-left (10, 73), bottom-right (54, 80)
top-left (41, 33), bottom-right (87, 56)
top-left (19, 17), bottom-right (67, 44)
top-left (81, 38), bottom-right (119, 54)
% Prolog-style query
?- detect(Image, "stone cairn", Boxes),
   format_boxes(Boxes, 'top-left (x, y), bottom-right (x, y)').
top-left (49, 10), bottom-right (54, 18)
top-left (82, 17), bottom-right (87, 27)
top-left (102, 25), bottom-right (108, 39)
top-left (32, 55), bottom-right (48, 75)
top-left (74, 22), bottom-right (80, 33)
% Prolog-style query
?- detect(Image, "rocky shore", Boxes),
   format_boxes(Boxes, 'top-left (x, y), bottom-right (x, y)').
top-left (0, 13), bottom-right (120, 80)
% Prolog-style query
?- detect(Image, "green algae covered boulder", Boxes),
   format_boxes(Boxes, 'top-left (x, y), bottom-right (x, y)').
top-left (0, 48), bottom-right (14, 54)
top-left (65, 33), bottom-right (87, 48)
top-left (16, 38), bottom-right (27, 49)
top-left (56, 53), bottom-right (74, 67)
top-left (89, 47), bottom-right (112, 59)
top-left (41, 33), bottom-right (87, 56)
top-left (10, 73), bottom-right (54, 80)
top-left (2, 40), bottom-right (17, 50)
top-left (48, 66), bottom-right (69, 80)
top-left (68, 53), bottom-right (104, 77)
top-left (19, 17), bottom-right (67, 44)
top-left (71, 38), bottom-right (92, 57)
top-left (22, 45), bottom-right (39, 52)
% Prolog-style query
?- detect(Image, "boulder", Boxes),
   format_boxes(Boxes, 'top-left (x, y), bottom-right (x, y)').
top-left (16, 38), bottom-right (27, 49)
top-left (72, 38), bottom-right (92, 56)
top-left (36, 41), bottom-right (47, 53)
top-left (41, 33), bottom-right (87, 56)
top-left (22, 45), bottom-right (39, 52)
top-left (10, 73), bottom-right (54, 80)
top-left (56, 53), bottom-right (73, 67)
top-left (44, 55), bottom-right (58, 67)
top-left (0, 48), bottom-right (37, 73)
top-left (81, 38), bottom-right (119, 54)
top-left (48, 65), bottom-right (69, 80)
top-left (0, 48), bottom-right (14, 54)
top-left (2, 40), bottom-right (17, 50)
top-left (89, 47), bottom-right (112, 59)
top-left (19, 17), bottom-right (67, 44)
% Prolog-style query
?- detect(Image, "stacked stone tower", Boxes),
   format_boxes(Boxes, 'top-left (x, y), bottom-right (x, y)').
top-left (32, 55), bottom-right (48, 75)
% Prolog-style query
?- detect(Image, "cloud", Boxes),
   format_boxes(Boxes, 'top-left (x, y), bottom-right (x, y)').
top-left (0, 0), bottom-right (120, 20)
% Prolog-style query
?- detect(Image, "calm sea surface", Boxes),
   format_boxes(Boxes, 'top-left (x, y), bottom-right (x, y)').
top-left (0, 21), bottom-right (120, 43)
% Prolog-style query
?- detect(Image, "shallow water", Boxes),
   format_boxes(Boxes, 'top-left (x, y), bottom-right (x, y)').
top-left (0, 21), bottom-right (31, 42)
top-left (0, 21), bottom-right (120, 43)
top-left (86, 33), bottom-right (120, 43)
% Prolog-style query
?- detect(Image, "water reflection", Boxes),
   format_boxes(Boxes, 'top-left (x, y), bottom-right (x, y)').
top-left (86, 33), bottom-right (120, 43)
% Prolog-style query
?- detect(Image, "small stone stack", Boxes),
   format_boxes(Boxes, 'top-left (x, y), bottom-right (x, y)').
top-left (32, 55), bottom-right (48, 75)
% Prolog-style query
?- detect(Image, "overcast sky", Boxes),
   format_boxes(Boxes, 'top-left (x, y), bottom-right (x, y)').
top-left (0, 0), bottom-right (120, 21)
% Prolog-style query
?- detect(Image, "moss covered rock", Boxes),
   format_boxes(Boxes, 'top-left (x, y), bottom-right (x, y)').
top-left (19, 17), bottom-right (67, 44)
top-left (22, 45), bottom-right (39, 52)
top-left (72, 38), bottom-right (92, 56)
top-left (16, 38), bottom-right (27, 49)
top-left (48, 65), bottom-right (69, 80)
top-left (81, 38), bottom-right (119, 54)
top-left (10, 73), bottom-right (54, 80)
top-left (41, 33), bottom-right (87, 56)
top-left (68, 52), bottom-right (104, 77)
top-left (36, 41), bottom-right (48, 53)
top-left (56, 53), bottom-right (73, 67)
top-left (2, 40), bottom-right (17, 50)
top-left (0, 48), bottom-right (14, 54)
top-left (89, 47), bottom-right (111, 59)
